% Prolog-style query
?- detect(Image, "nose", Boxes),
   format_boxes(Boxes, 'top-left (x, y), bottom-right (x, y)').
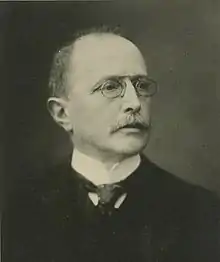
top-left (121, 79), bottom-right (141, 113)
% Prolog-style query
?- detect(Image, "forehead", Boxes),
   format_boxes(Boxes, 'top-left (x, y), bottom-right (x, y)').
top-left (68, 34), bottom-right (147, 90)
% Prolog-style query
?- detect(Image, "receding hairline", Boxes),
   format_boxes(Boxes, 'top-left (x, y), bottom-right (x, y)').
top-left (74, 31), bottom-right (136, 46)
top-left (67, 33), bottom-right (144, 92)
top-left (48, 30), bottom-right (144, 98)
top-left (72, 32), bottom-right (142, 60)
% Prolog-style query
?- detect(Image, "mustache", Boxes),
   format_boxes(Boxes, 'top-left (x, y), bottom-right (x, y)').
top-left (110, 114), bottom-right (150, 133)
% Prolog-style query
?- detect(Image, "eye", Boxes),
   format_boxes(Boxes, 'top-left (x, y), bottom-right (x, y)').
top-left (134, 78), bottom-right (151, 89)
top-left (101, 80), bottom-right (122, 98)
top-left (102, 80), bottom-right (121, 92)
top-left (133, 77), bottom-right (157, 97)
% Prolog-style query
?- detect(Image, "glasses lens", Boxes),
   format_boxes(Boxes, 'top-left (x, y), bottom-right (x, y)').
top-left (101, 80), bottom-right (122, 98)
top-left (134, 77), bottom-right (157, 97)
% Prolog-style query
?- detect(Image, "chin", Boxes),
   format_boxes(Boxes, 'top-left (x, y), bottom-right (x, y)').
top-left (111, 135), bottom-right (149, 156)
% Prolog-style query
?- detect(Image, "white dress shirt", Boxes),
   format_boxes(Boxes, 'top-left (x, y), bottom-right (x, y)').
top-left (71, 149), bottom-right (141, 208)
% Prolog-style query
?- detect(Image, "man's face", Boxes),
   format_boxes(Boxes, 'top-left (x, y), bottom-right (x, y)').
top-left (66, 34), bottom-right (152, 159)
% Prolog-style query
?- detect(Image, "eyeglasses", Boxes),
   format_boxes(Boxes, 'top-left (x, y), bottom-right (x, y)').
top-left (91, 76), bottom-right (158, 99)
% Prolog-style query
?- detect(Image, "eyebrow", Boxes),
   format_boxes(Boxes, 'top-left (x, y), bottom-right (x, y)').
top-left (92, 74), bottom-right (148, 90)
top-left (102, 74), bottom-right (147, 81)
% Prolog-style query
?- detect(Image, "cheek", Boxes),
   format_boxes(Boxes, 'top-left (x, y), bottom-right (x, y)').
top-left (140, 99), bottom-right (151, 117)
top-left (68, 97), bottom-right (119, 133)
top-left (69, 102), bottom-right (97, 128)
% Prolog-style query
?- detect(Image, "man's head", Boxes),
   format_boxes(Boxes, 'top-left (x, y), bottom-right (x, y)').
top-left (48, 27), bottom-right (157, 162)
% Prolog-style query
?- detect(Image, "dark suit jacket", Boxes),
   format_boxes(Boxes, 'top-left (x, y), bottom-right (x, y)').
top-left (2, 155), bottom-right (220, 262)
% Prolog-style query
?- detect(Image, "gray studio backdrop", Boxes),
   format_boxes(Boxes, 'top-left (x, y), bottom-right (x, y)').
top-left (3, 1), bottom-right (220, 196)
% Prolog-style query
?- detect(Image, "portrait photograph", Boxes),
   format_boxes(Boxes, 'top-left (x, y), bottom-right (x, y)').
top-left (1, 1), bottom-right (220, 261)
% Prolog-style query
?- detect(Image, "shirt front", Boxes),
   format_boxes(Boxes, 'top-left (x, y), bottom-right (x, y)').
top-left (71, 149), bottom-right (141, 208)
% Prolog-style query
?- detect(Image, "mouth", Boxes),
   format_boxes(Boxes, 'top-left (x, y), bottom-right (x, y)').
top-left (120, 123), bottom-right (149, 131)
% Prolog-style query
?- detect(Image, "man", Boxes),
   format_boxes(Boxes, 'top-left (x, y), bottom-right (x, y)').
top-left (3, 27), bottom-right (220, 262)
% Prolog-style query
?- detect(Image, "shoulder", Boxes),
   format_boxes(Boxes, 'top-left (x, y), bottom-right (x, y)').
top-left (139, 155), bottom-right (220, 213)
top-left (136, 156), bottom-right (220, 241)
top-left (7, 158), bottom-right (74, 211)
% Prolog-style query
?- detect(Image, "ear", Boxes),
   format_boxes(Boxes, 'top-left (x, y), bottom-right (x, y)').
top-left (47, 97), bottom-right (73, 132)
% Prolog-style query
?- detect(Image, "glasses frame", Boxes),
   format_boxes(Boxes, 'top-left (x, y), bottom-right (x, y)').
top-left (91, 76), bottom-right (158, 99)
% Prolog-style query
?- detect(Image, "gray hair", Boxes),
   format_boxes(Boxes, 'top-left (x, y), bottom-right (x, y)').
top-left (48, 25), bottom-right (123, 98)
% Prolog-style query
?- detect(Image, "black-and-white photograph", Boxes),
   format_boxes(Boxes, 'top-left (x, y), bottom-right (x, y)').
top-left (2, 1), bottom-right (220, 261)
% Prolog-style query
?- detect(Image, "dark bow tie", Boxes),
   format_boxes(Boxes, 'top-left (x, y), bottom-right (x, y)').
top-left (95, 184), bottom-right (125, 206)
top-left (75, 172), bottom-right (126, 214)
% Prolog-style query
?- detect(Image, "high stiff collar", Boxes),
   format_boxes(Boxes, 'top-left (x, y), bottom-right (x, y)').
top-left (71, 148), bottom-right (141, 186)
